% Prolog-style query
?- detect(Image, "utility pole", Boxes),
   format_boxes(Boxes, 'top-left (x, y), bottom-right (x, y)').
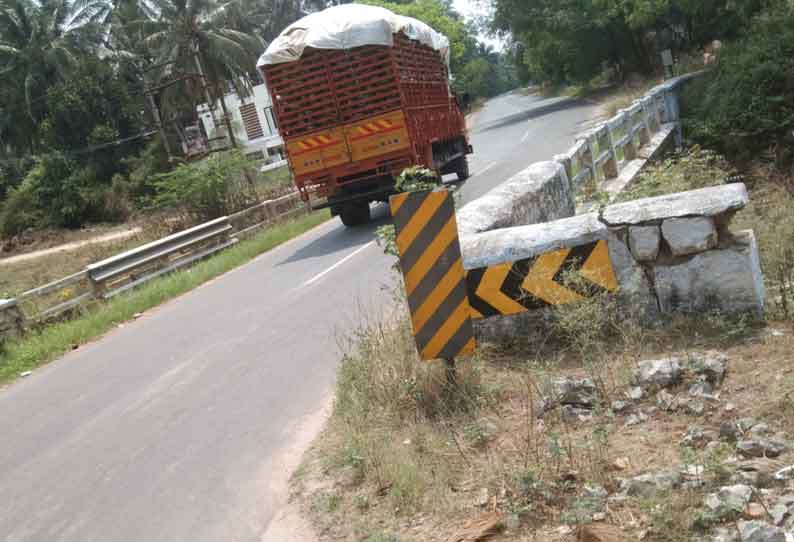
top-left (193, 47), bottom-right (237, 149)
top-left (145, 90), bottom-right (174, 162)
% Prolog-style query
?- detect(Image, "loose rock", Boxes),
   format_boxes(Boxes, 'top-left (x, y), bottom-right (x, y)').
top-left (657, 390), bottom-right (679, 411)
top-left (626, 412), bottom-right (649, 426)
top-left (704, 485), bottom-right (753, 516)
top-left (682, 425), bottom-right (720, 447)
top-left (737, 439), bottom-right (790, 459)
top-left (628, 386), bottom-right (644, 401)
top-left (737, 520), bottom-right (786, 542)
top-left (690, 351), bottom-right (729, 384)
top-left (549, 377), bottom-right (598, 407)
top-left (636, 358), bottom-right (682, 388)
top-left (690, 380), bottom-right (715, 398)
top-left (771, 503), bottom-right (789, 526)
top-left (683, 398), bottom-right (707, 416)
top-left (611, 400), bottom-right (630, 414)
top-left (562, 405), bottom-right (594, 423)
top-left (619, 470), bottom-right (682, 498)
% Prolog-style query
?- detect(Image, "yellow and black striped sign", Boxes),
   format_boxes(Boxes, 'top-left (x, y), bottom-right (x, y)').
top-left (390, 189), bottom-right (476, 361)
top-left (466, 240), bottom-right (619, 319)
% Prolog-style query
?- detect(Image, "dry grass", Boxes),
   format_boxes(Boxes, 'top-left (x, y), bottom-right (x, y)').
top-left (0, 221), bottom-right (171, 297)
top-left (291, 279), bottom-right (793, 542)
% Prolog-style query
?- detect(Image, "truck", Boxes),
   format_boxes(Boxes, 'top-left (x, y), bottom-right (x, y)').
top-left (257, 4), bottom-right (472, 227)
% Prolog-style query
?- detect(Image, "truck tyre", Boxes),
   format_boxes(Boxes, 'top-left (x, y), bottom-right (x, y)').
top-left (339, 201), bottom-right (371, 227)
top-left (454, 156), bottom-right (470, 181)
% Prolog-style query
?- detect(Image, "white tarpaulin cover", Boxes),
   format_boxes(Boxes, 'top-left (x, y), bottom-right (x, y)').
top-left (256, 4), bottom-right (450, 67)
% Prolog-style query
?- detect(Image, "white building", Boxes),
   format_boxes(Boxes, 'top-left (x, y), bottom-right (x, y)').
top-left (196, 82), bottom-right (284, 163)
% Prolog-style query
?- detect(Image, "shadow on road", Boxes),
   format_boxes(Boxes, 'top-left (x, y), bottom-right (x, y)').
top-left (472, 97), bottom-right (592, 134)
top-left (277, 203), bottom-right (391, 265)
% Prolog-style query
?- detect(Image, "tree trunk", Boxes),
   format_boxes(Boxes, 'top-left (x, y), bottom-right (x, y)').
top-left (146, 91), bottom-right (173, 162)
top-left (215, 83), bottom-right (238, 149)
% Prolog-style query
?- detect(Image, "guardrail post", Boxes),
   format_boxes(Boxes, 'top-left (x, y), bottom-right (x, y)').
top-left (0, 298), bottom-right (24, 341)
top-left (578, 132), bottom-right (600, 185)
top-left (603, 124), bottom-right (619, 179)
top-left (620, 110), bottom-right (639, 161)
top-left (637, 99), bottom-right (653, 144)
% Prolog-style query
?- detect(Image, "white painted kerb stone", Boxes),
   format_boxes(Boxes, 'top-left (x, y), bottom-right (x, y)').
top-left (601, 183), bottom-right (748, 225)
top-left (457, 161), bottom-right (574, 236)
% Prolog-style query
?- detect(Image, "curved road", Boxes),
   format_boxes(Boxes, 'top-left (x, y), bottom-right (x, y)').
top-left (0, 91), bottom-right (598, 542)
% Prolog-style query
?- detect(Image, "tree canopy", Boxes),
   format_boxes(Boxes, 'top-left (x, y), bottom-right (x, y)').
top-left (492, 0), bottom-right (767, 84)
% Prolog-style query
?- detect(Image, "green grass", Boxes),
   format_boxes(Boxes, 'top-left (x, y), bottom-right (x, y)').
top-left (0, 210), bottom-right (331, 384)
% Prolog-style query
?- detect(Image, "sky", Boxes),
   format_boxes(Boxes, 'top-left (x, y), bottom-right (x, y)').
top-left (451, 0), bottom-right (507, 51)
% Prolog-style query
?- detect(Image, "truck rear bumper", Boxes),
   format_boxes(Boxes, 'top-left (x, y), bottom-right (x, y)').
top-left (312, 186), bottom-right (397, 212)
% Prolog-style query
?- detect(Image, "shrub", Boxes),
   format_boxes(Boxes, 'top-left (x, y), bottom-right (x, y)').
top-left (682, 4), bottom-right (794, 163)
top-left (617, 146), bottom-right (734, 202)
top-left (152, 150), bottom-right (257, 222)
top-left (124, 138), bottom-right (171, 201)
top-left (0, 176), bottom-right (43, 236)
top-left (0, 156), bottom-right (34, 202)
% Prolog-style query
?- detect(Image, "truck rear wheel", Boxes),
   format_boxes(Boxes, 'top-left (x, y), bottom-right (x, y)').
top-left (339, 201), bottom-right (371, 227)
top-left (454, 156), bottom-right (470, 181)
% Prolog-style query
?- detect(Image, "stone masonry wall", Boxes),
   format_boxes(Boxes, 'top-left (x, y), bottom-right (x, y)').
top-left (461, 184), bottom-right (764, 338)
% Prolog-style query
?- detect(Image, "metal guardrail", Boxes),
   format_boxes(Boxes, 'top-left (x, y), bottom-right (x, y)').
top-left (1, 190), bottom-right (306, 331)
top-left (87, 216), bottom-right (235, 298)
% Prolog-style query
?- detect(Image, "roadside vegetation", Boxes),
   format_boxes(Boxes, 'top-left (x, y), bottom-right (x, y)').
top-left (294, 2), bottom-right (794, 540)
top-left (0, 209), bottom-right (329, 384)
top-left (293, 279), bottom-right (794, 541)
top-left (0, 0), bottom-right (515, 245)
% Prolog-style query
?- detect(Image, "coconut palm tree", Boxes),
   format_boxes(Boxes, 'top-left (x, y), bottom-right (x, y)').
top-left (128, 0), bottom-right (266, 147)
top-left (0, 0), bottom-right (99, 128)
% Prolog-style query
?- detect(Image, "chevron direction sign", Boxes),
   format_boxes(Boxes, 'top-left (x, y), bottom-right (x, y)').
top-left (390, 189), bottom-right (619, 361)
top-left (466, 240), bottom-right (619, 319)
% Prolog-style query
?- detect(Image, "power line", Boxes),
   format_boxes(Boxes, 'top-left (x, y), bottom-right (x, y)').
top-left (0, 129), bottom-right (158, 164)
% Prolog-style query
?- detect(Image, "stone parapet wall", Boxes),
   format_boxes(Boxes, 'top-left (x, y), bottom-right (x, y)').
top-left (456, 161), bottom-right (574, 236)
top-left (461, 184), bottom-right (764, 328)
top-left (458, 74), bottom-right (699, 238)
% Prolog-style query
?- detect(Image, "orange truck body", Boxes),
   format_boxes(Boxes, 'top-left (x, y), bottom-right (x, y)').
top-left (259, 33), bottom-right (471, 222)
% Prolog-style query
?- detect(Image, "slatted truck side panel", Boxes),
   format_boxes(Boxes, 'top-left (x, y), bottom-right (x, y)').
top-left (259, 14), bottom-right (471, 228)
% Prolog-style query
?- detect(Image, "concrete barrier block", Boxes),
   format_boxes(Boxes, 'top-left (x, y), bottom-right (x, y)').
top-left (601, 183), bottom-right (748, 226)
top-left (456, 161), bottom-right (574, 236)
top-left (653, 230), bottom-right (765, 315)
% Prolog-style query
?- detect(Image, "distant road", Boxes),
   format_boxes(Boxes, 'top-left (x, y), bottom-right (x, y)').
top-left (0, 90), bottom-right (599, 542)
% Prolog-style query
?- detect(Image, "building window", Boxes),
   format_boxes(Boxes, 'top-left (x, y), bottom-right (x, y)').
top-left (239, 102), bottom-right (264, 140)
top-left (263, 106), bottom-right (278, 134)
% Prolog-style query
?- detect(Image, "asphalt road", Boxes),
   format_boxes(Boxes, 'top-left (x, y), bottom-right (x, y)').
top-left (0, 91), bottom-right (599, 542)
